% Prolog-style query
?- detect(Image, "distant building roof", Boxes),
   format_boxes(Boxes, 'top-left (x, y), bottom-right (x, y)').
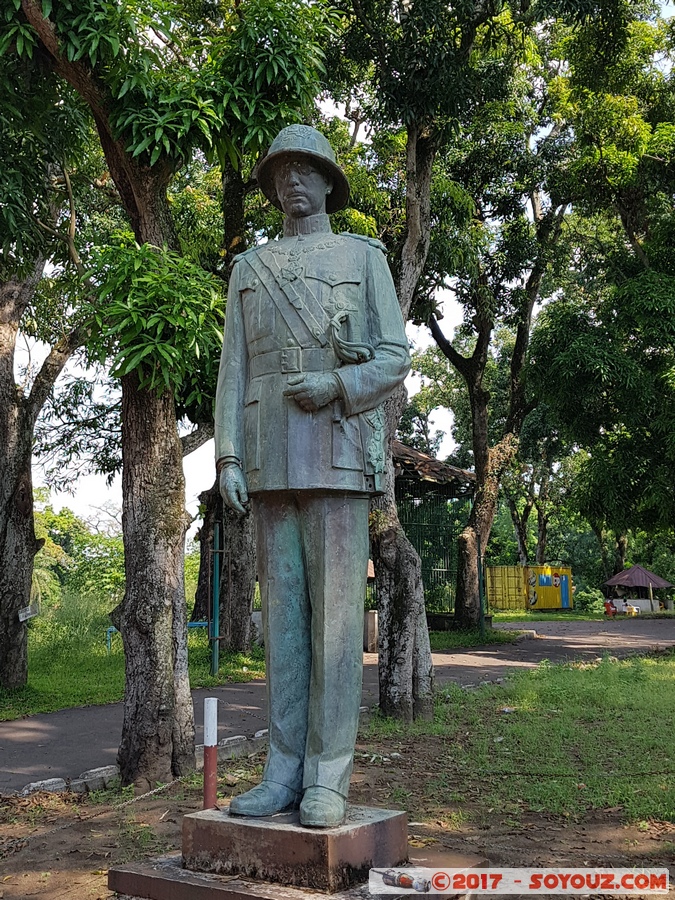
top-left (604, 564), bottom-right (672, 589)
top-left (393, 441), bottom-right (475, 497)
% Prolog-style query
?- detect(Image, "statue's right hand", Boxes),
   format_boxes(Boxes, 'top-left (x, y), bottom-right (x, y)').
top-left (219, 465), bottom-right (250, 515)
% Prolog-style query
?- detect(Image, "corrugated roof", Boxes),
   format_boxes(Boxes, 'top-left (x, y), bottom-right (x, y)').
top-left (393, 440), bottom-right (475, 493)
top-left (604, 564), bottom-right (672, 589)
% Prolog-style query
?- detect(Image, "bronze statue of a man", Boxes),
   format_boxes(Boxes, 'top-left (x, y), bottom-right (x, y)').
top-left (215, 124), bottom-right (410, 827)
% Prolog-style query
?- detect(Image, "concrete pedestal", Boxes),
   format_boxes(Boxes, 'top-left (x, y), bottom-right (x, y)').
top-left (183, 805), bottom-right (408, 892)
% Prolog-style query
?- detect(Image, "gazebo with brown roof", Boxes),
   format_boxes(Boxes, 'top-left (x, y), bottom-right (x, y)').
top-left (604, 565), bottom-right (672, 605)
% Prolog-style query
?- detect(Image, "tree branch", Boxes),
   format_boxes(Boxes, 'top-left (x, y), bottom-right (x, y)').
top-left (35, 167), bottom-right (86, 275)
top-left (21, 0), bottom-right (109, 115)
top-left (150, 25), bottom-right (188, 65)
top-left (428, 315), bottom-right (471, 378)
top-left (181, 423), bottom-right (214, 458)
top-left (21, 0), bottom-right (174, 240)
top-left (27, 324), bottom-right (89, 426)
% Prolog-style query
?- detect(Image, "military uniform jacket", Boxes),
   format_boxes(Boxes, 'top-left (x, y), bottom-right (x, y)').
top-left (215, 220), bottom-right (410, 495)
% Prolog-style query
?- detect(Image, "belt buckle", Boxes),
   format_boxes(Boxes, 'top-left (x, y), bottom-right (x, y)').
top-left (281, 347), bottom-right (301, 374)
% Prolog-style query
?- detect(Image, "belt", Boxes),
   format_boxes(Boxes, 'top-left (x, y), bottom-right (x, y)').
top-left (249, 347), bottom-right (335, 378)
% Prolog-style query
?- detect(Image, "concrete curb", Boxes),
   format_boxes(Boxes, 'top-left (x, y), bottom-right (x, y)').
top-left (20, 764), bottom-right (120, 797)
top-left (17, 734), bottom-right (272, 797)
top-left (17, 708), bottom-right (373, 796)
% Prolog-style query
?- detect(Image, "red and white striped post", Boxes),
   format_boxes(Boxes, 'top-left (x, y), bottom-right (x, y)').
top-left (203, 697), bottom-right (218, 809)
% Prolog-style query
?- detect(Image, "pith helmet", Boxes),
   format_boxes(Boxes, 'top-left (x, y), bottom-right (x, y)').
top-left (256, 124), bottom-right (350, 214)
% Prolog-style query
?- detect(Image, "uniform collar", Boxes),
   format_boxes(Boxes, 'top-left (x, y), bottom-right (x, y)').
top-left (284, 213), bottom-right (332, 237)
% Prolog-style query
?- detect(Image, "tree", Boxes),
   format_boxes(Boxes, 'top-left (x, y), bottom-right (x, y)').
top-left (4, 0), bottom-right (331, 787)
top-left (411, 3), bottom-right (647, 624)
top-left (529, 15), bottom-right (675, 558)
top-left (396, 394), bottom-right (444, 457)
top-left (327, 0), bottom-right (519, 718)
top-left (501, 405), bottom-right (575, 566)
top-left (423, 21), bottom-right (576, 626)
top-left (0, 47), bottom-right (89, 689)
top-left (328, 0), bottom-right (622, 651)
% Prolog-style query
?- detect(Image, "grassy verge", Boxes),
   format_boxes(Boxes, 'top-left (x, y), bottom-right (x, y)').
top-left (492, 609), bottom-right (675, 622)
top-left (429, 627), bottom-right (522, 651)
top-left (491, 610), bottom-right (605, 622)
top-left (364, 650), bottom-right (675, 823)
top-left (0, 593), bottom-right (265, 721)
top-left (0, 613), bottom-right (519, 719)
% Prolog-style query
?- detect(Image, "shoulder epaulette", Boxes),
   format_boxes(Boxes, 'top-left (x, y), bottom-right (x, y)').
top-left (340, 232), bottom-right (387, 252)
top-left (229, 246), bottom-right (258, 273)
top-left (232, 246), bottom-right (258, 263)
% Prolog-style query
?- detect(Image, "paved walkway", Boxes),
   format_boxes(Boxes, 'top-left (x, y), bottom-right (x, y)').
top-left (1, 618), bottom-right (673, 795)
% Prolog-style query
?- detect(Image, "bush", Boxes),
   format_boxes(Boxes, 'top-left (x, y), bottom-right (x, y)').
top-left (573, 586), bottom-right (605, 613)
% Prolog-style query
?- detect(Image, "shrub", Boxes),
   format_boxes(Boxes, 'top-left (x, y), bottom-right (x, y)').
top-left (573, 586), bottom-right (605, 613)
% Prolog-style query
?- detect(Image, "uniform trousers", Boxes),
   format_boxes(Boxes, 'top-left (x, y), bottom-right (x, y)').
top-left (251, 490), bottom-right (370, 798)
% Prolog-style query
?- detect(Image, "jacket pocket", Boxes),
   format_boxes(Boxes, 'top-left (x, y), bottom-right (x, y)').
top-left (332, 413), bottom-right (364, 471)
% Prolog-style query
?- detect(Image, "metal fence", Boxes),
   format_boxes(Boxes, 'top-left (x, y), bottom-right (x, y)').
top-left (396, 481), bottom-right (472, 612)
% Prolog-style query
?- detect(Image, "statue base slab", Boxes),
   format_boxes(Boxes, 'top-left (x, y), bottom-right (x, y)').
top-left (182, 805), bottom-right (408, 892)
top-left (108, 853), bottom-right (372, 900)
top-left (108, 847), bottom-right (488, 900)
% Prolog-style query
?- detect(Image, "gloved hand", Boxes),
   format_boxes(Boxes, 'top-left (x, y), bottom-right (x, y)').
top-left (219, 464), bottom-right (249, 515)
top-left (283, 373), bottom-right (341, 412)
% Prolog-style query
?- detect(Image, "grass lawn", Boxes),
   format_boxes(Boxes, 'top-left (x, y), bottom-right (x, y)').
top-left (429, 627), bottom-right (521, 651)
top-left (492, 609), bottom-right (675, 623)
top-left (0, 622), bottom-right (515, 719)
top-left (0, 616), bottom-right (265, 721)
top-left (491, 609), bottom-right (605, 622)
top-left (0, 578), bottom-right (523, 720)
top-left (363, 650), bottom-right (675, 823)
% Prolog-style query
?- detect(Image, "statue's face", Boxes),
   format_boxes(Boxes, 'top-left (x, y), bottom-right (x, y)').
top-left (274, 158), bottom-right (332, 219)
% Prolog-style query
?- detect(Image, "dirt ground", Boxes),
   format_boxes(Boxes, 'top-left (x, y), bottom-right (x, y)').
top-left (2, 740), bottom-right (674, 900)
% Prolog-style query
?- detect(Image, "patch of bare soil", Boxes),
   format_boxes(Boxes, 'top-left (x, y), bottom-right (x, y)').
top-left (1, 744), bottom-right (674, 900)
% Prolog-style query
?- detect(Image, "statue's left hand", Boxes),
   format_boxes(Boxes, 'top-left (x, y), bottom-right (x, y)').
top-left (283, 373), bottom-right (341, 412)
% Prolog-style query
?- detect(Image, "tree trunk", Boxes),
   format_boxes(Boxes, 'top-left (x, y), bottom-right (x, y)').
top-left (535, 512), bottom-right (549, 565)
top-left (370, 391), bottom-right (434, 722)
top-left (0, 282), bottom-right (32, 688)
top-left (455, 526), bottom-right (480, 630)
top-left (192, 482), bottom-right (220, 623)
top-left (454, 379), bottom-right (491, 627)
top-left (534, 471), bottom-right (550, 565)
top-left (97, 139), bottom-right (196, 789)
top-left (20, 0), bottom-right (195, 793)
top-left (592, 525), bottom-right (613, 582)
top-left (614, 533), bottom-right (628, 575)
top-left (219, 503), bottom-right (256, 651)
top-left (370, 122), bottom-right (437, 722)
top-left (455, 430), bottom-right (518, 626)
top-left (0, 264), bottom-right (49, 690)
top-left (193, 480), bottom-right (256, 649)
top-left (117, 372), bottom-right (194, 790)
top-left (0, 414), bottom-right (38, 690)
top-left (507, 497), bottom-right (531, 566)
